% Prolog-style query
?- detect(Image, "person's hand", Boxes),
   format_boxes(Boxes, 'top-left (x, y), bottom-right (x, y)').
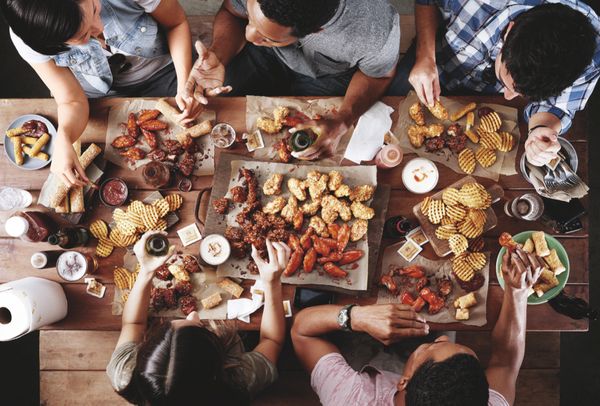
top-left (182, 40), bottom-right (232, 106)
top-left (51, 135), bottom-right (89, 188)
top-left (501, 247), bottom-right (543, 293)
top-left (133, 231), bottom-right (175, 274)
top-left (351, 304), bottom-right (429, 345)
top-left (525, 126), bottom-right (561, 166)
top-left (291, 114), bottom-right (351, 161)
top-left (251, 239), bottom-right (291, 283)
top-left (408, 56), bottom-right (440, 107)
top-left (174, 88), bottom-right (204, 127)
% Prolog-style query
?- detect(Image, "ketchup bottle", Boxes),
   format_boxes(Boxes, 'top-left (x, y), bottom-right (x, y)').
top-left (4, 211), bottom-right (58, 242)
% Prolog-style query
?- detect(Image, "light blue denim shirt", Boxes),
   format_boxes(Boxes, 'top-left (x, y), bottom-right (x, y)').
top-left (52, 0), bottom-right (170, 97)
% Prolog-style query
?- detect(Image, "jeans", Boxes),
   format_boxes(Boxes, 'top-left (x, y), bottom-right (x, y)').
top-left (223, 44), bottom-right (355, 96)
top-left (111, 62), bottom-right (178, 97)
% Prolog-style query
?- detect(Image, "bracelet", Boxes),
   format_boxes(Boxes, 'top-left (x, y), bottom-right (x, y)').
top-left (528, 125), bottom-right (549, 135)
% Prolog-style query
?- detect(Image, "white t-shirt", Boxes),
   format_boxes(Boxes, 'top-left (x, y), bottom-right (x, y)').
top-left (9, 0), bottom-right (172, 87)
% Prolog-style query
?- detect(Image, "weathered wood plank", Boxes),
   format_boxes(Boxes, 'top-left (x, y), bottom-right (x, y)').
top-left (40, 371), bottom-right (130, 406)
top-left (40, 331), bottom-right (119, 371)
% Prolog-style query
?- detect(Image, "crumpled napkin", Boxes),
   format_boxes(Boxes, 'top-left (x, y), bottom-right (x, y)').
top-left (226, 280), bottom-right (265, 323)
top-left (344, 101), bottom-right (394, 164)
top-left (526, 161), bottom-right (588, 202)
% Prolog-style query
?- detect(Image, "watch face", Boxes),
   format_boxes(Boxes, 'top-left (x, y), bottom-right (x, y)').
top-left (337, 309), bottom-right (348, 328)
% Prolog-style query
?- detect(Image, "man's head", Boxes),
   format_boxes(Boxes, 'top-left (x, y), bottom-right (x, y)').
top-left (398, 335), bottom-right (489, 406)
top-left (495, 3), bottom-right (597, 101)
top-left (245, 0), bottom-right (339, 47)
top-left (0, 0), bottom-right (103, 55)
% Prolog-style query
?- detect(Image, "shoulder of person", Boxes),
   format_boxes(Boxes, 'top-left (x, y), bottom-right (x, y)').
top-left (9, 29), bottom-right (53, 64)
top-left (106, 342), bottom-right (140, 392)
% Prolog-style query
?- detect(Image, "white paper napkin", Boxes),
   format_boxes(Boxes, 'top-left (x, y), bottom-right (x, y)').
top-left (344, 102), bottom-right (394, 164)
top-left (526, 161), bottom-right (588, 202)
top-left (226, 280), bottom-right (265, 323)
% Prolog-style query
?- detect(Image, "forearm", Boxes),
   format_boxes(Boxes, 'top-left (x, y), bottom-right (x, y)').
top-left (259, 280), bottom-right (285, 346)
top-left (210, 5), bottom-right (247, 66)
top-left (293, 305), bottom-right (343, 337)
top-left (167, 20), bottom-right (193, 91)
top-left (415, 4), bottom-right (440, 62)
top-left (528, 112), bottom-right (562, 134)
top-left (489, 288), bottom-right (528, 368)
top-left (339, 70), bottom-right (394, 125)
top-left (55, 98), bottom-right (89, 144)
top-left (121, 271), bottom-right (154, 326)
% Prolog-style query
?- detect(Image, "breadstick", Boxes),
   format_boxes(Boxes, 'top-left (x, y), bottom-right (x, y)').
top-left (465, 129), bottom-right (479, 143)
top-left (465, 111), bottom-right (475, 131)
top-left (22, 136), bottom-right (38, 145)
top-left (69, 140), bottom-right (84, 213)
top-left (13, 136), bottom-right (23, 165)
top-left (50, 143), bottom-right (102, 208)
top-left (450, 102), bottom-right (477, 121)
top-left (176, 119), bottom-right (213, 144)
top-left (27, 133), bottom-right (50, 157)
top-left (6, 127), bottom-right (27, 137)
top-left (22, 146), bottom-right (49, 161)
top-left (155, 98), bottom-right (189, 129)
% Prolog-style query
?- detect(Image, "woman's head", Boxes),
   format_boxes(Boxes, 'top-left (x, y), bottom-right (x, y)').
top-left (0, 0), bottom-right (102, 55)
top-left (121, 313), bottom-right (247, 405)
top-left (399, 335), bottom-right (489, 406)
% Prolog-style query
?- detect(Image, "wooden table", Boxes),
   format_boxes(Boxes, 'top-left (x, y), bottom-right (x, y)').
top-left (0, 96), bottom-right (589, 332)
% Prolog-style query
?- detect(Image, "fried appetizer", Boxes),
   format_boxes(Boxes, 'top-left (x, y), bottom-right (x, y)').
top-left (427, 100), bottom-right (449, 120)
top-left (212, 197), bottom-right (231, 215)
top-left (263, 173), bottom-right (284, 195)
top-left (288, 178), bottom-right (307, 201)
top-left (349, 185), bottom-right (375, 202)
top-left (308, 216), bottom-right (329, 237)
top-left (408, 125), bottom-right (427, 148)
top-left (281, 196), bottom-right (299, 223)
top-left (426, 123), bottom-right (445, 138)
top-left (256, 117), bottom-right (282, 134)
top-left (306, 171), bottom-right (329, 200)
top-left (351, 219), bottom-right (368, 242)
top-left (273, 106), bottom-right (290, 124)
top-left (338, 200), bottom-right (352, 221)
top-left (262, 196), bottom-right (286, 214)
top-left (301, 198), bottom-right (322, 216)
top-left (328, 170), bottom-right (343, 191)
top-left (350, 201), bottom-right (375, 220)
top-left (334, 184), bottom-right (351, 198)
top-left (409, 102), bottom-right (426, 125)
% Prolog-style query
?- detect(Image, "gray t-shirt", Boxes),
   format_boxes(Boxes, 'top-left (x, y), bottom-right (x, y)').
top-left (230, 0), bottom-right (400, 78)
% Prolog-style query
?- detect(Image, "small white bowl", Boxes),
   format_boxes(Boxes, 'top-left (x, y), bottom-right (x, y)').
top-left (402, 158), bottom-right (439, 194)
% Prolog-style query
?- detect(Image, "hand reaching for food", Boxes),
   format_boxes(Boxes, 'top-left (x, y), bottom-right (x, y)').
top-left (524, 126), bottom-right (561, 166)
top-left (251, 239), bottom-right (291, 283)
top-left (351, 304), bottom-right (429, 345)
top-left (501, 247), bottom-right (543, 292)
top-left (183, 41), bottom-right (232, 106)
top-left (291, 115), bottom-right (350, 161)
top-left (51, 134), bottom-right (89, 187)
top-left (134, 231), bottom-right (175, 274)
top-left (408, 56), bottom-right (441, 107)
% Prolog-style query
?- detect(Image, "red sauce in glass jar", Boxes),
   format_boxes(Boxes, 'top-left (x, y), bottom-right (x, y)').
top-left (100, 178), bottom-right (128, 207)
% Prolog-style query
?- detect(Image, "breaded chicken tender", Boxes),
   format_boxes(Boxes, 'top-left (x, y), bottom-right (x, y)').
top-left (350, 185), bottom-right (375, 202)
top-left (334, 184), bottom-right (351, 198)
top-left (281, 196), bottom-right (299, 223)
top-left (262, 197), bottom-right (286, 214)
top-left (273, 106), bottom-right (290, 124)
top-left (351, 219), bottom-right (368, 241)
top-left (301, 198), bottom-right (322, 216)
top-left (309, 216), bottom-right (329, 237)
top-left (351, 201), bottom-right (375, 220)
top-left (328, 170), bottom-right (343, 191)
top-left (263, 173), bottom-right (284, 195)
top-left (256, 117), bottom-right (282, 134)
top-left (288, 178), bottom-right (307, 201)
top-left (338, 200), bottom-right (352, 221)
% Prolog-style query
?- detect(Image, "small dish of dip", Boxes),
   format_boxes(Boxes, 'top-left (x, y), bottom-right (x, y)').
top-left (99, 178), bottom-right (129, 207)
top-left (199, 234), bottom-right (231, 266)
top-left (402, 158), bottom-right (439, 194)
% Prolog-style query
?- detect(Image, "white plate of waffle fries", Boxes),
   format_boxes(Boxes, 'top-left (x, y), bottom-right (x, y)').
top-left (413, 177), bottom-right (504, 257)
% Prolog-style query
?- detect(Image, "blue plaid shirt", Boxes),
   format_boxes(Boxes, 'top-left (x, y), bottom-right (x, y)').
top-left (416, 0), bottom-right (600, 133)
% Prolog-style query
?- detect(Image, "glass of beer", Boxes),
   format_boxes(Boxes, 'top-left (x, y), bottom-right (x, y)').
top-left (504, 193), bottom-right (544, 221)
top-left (56, 251), bottom-right (98, 282)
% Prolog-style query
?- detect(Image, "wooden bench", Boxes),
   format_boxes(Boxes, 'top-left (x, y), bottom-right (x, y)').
top-left (39, 330), bottom-right (558, 405)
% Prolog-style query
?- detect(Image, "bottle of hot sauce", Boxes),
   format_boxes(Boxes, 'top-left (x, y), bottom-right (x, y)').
top-left (4, 211), bottom-right (58, 242)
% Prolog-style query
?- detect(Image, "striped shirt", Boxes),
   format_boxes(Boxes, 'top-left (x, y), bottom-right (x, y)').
top-left (416, 0), bottom-right (600, 133)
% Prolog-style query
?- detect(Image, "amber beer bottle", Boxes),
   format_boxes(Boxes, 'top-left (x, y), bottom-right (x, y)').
top-left (48, 227), bottom-right (90, 248)
top-left (146, 234), bottom-right (170, 256)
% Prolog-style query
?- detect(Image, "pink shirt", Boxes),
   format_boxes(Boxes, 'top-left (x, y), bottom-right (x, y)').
top-left (311, 353), bottom-right (510, 406)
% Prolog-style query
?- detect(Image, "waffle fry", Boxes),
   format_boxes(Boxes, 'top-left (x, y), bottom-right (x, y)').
top-left (479, 111), bottom-right (502, 132)
top-left (116, 219), bottom-right (138, 237)
top-left (90, 220), bottom-right (109, 239)
top-left (452, 255), bottom-right (475, 281)
top-left (153, 198), bottom-right (170, 218)
top-left (440, 216), bottom-right (455, 226)
top-left (113, 208), bottom-right (129, 223)
top-left (465, 252), bottom-right (487, 271)
top-left (497, 131), bottom-right (515, 152)
top-left (475, 147), bottom-right (497, 168)
top-left (458, 148), bottom-right (476, 174)
top-left (153, 218), bottom-right (168, 231)
top-left (468, 236), bottom-right (485, 252)
top-left (427, 100), bottom-right (449, 120)
top-left (459, 183), bottom-right (490, 209)
top-left (435, 224), bottom-right (457, 240)
top-left (449, 234), bottom-right (469, 255)
top-left (478, 130), bottom-right (501, 150)
top-left (129, 200), bottom-right (145, 216)
top-left (128, 270), bottom-right (138, 289)
top-left (165, 194), bottom-right (183, 211)
top-left (113, 267), bottom-right (131, 290)
top-left (96, 238), bottom-right (114, 258)
top-left (421, 196), bottom-right (432, 216)
top-left (110, 229), bottom-right (138, 248)
top-left (446, 204), bottom-right (467, 222)
top-left (127, 210), bottom-right (145, 231)
top-left (442, 188), bottom-right (461, 206)
top-left (468, 209), bottom-right (487, 228)
top-left (427, 200), bottom-right (446, 224)
top-left (458, 218), bottom-right (484, 239)
top-left (121, 291), bottom-right (130, 304)
top-left (142, 205), bottom-right (160, 230)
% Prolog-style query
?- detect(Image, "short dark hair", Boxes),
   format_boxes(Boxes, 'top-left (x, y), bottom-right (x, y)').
top-left (257, 0), bottom-right (339, 37)
top-left (118, 323), bottom-right (248, 405)
top-left (0, 0), bottom-right (83, 55)
top-left (405, 354), bottom-right (489, 406)
top-left (502, 3), bottom-right (597, 101)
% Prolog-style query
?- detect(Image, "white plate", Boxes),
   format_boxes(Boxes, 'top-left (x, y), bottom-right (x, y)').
top-left (4, 114), bottom-right (56, 170)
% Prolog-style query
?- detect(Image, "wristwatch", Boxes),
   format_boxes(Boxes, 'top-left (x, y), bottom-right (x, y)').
top-left (528, 124), bottom-right (549, 135)
top-left (337, 304), bottom-right (357, 332)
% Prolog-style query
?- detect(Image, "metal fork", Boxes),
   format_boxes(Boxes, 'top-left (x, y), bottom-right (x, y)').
top-left (557, 162), bottom-right (580, 186)
top-left (542, 166), bottom-right (559, 193)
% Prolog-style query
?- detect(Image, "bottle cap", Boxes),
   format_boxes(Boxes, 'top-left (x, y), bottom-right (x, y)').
top-left (31, 252), bottom-right (48, 269)
top-left (5, 216), bottom-right (29, 237)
